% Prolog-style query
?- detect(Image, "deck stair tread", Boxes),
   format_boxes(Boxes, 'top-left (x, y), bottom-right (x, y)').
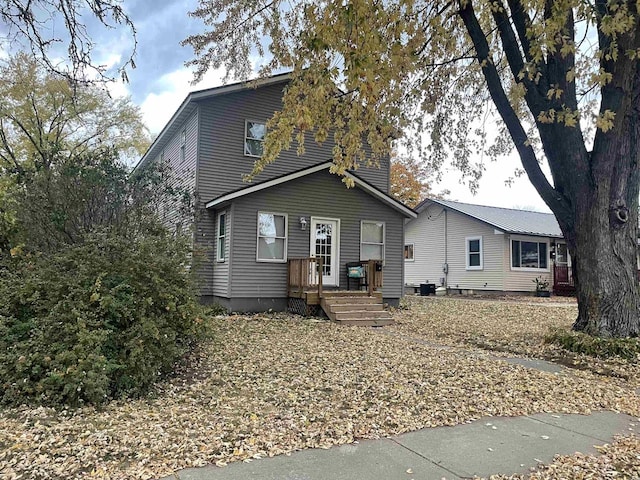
top-left (320, 292), bottom-right (393, 326)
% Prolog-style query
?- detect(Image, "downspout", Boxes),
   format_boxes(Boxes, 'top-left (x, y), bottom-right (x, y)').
top-left (443, 209), bottom-right (448, 288)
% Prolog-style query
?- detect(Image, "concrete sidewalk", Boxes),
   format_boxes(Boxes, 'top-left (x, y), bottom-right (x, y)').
top-left (162, 411), bottom-right (637, 480)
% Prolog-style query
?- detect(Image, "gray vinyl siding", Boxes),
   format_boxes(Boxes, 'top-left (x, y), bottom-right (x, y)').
top-left (151, 110), bottom-right (198, 231)
top-left (227, 170), bottom-right (404, 303)
top-left (503, 234), bottom-right (553, 291)
top-left (196, 82), bottom-right (389, 203)
top-left (194, 210), bottom-right (216, 296)
top-left (212, 208), bottom-right (231, 296)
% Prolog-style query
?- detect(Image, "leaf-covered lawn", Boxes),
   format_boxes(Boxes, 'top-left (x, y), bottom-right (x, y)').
top-left (1, 303), bottom-right (639, 479)
top-left (393, 296), bottom-right (640, 384)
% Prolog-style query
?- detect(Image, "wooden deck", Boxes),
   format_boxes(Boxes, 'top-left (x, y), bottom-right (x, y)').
top-left (289, 287), bottom-right (382, 305)
top-left (287, 258), bottom-right (389, 325)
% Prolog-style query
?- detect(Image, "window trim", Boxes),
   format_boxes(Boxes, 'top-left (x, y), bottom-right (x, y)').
top-left (404, 243), bottom-right (415, 262)
top-left (360, 220), bottom-right (386, 262)
top-left (256, 211), bottom-right (288, 263)
top-left (180, 129), bottom-right (186, 163)
top-left (510, 235), bottom-right (550, 272)
top-left (216, 211), bottom-right (227, 262)
top-left (465, 236), bottom-right (483, 270)
top-left (244, 120), bottom-right (266, 158)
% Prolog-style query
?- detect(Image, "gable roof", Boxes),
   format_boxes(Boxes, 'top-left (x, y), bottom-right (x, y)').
top-left (206, 161), bottom-right (417, 218)
top-left (133, 72), bottom-right (292, 174)
top-left (417, 198), bottom-right (562, 238)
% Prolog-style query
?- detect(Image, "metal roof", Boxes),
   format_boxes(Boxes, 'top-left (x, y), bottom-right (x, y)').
top-left (417, 198), bottom-right (563, 238)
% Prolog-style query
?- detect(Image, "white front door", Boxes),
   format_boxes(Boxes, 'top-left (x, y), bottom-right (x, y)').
top-left (310, 217), bottom-right (340, 286)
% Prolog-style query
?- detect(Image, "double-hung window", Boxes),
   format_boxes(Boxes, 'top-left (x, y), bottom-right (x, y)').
top-left (360, 221), bottom-right (385, 261)
top-left (245, 121), bottom-right (266, 157)
top-left (257, 212), bottom-right (287, 262)
top-left (180, 129), bottom-right (186, 162)
top-left (511, 239), bottom-right (548, 269)
top-left (217, 212), bottom-right (227, 262)
top-left (466, 236), bottom-right (483, 270)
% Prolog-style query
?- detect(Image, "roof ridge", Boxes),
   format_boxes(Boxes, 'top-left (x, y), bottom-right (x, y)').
top-left (433, 198), bottom-right (553, 216)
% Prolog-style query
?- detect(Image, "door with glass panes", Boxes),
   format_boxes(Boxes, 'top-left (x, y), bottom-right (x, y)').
top-left (310, 218), bottom-right (340, 286)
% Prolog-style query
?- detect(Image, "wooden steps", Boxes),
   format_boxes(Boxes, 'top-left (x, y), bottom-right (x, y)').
top-left (320, 291), bottom-right (393, 327)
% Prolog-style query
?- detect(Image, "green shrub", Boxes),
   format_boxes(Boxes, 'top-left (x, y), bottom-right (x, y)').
top-left (544, 328), bottom-right (640, 361)
top-left (205, 303), bottom-right (228, 316)
top-left (0, 231), bottom-right (206, 407)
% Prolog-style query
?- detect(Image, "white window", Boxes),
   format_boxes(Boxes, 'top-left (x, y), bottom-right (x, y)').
top-left (466, 236), bottom-right (483, 270)
top-left (245, 121), bottom-right (266, 157)
top-left (217, 212), bottom-right (227, 262)
top-left (511, 239), bottom-right (548, 270)
top-left (360, 221), bottom-right (385, 261)
top-left (257, 212), bottom-right (287, 262)
top-left (404, 244), bottom-right (414, 261)
top-left (180, 129), bottom-right (186, 162)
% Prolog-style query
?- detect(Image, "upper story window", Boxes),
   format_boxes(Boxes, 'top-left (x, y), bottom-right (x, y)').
top-left (465, 236), bottom-right (483, 270)
top-left (361, 221), bottom-right (385, 261)
top-left (245, 121), bottom-right (266, 157)
top-left (257, 212), bottom-right (287, 262)
top-left (180, 129), bottom-right (186, 162)
top-left (217, 212), bottom-right (227, 262)
top-left (512, 239), bottom-right (548, 270)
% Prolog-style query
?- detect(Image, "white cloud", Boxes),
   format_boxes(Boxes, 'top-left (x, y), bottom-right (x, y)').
top-left (139, 66), bottom-right (227, 134)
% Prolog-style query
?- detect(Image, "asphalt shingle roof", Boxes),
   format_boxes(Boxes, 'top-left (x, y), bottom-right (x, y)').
top-left (419, 198), bottom-right (563, 238)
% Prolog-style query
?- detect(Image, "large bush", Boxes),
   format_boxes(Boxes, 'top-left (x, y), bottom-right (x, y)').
top-left (0, 231), bottom-right (205, 407)
top-left (0, 146), bottom-right (204, 407)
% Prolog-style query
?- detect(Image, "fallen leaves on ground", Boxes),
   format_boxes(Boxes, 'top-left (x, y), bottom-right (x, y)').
top-left (1, 303), bottom-right (639, 479)
top-left (393, 296), bottom-right (640, 385)
top-left (487, 435), bottom-right (640, 480)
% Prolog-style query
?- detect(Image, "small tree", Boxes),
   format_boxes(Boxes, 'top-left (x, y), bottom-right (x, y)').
top-left (0, 53), bottom-right (149, 179)
top-left (390, 155), bottom-right (449, 207)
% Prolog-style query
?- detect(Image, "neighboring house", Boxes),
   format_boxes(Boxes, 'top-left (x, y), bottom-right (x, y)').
top-left (135, 73), bottom-right (416, 315)
top-left (404, 198), bottom-right (574, 295)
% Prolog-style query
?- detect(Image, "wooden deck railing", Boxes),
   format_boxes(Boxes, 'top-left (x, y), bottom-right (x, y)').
top-left (553, 265), bottom-right (573, 286)
top-left (287, 257), bottom-right (324, 298)
top-left (554, 265), bottom-right (640, 290)
top-left (287, 257), bottom-right (383, 298)
top-left (364, 259), bottom-right (383, 296)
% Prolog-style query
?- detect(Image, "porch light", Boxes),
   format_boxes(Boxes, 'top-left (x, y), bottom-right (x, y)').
top-left (299, 216), bottom-right (307, 230)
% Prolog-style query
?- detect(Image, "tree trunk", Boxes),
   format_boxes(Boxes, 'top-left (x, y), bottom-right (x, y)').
top-left (567, 176), bottom-right (640, 337)
top-left (458, 0), bottom-right (640, 337)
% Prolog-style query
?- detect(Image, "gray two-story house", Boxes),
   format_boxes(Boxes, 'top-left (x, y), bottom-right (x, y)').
top-left (136, 73), bottom-right (416, 320)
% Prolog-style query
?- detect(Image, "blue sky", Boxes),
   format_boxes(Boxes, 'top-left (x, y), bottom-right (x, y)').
top-left (0, 0), bottom-right (550, 212)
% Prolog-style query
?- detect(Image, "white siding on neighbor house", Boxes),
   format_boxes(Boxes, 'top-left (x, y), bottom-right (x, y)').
top-left (445, 209), bottom-right (505, 291)
top-left (404, 204), bottom-right (446, 286)
top-left (405, 204), bottom-right (505, 290)
top-left (152, 110), bottom-right (198, 231)
top-left (503, 234), bottom-right (553, 292)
